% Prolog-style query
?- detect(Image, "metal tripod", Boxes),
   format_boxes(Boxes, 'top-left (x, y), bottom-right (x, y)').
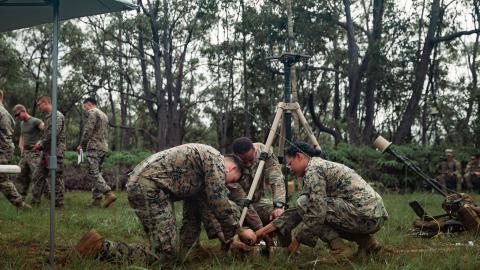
top-left (239, 52), bottom-right (322, 226)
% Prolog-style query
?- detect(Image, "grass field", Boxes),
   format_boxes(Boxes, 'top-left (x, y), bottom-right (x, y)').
top-left (1, 191), bottom-right (480, 269)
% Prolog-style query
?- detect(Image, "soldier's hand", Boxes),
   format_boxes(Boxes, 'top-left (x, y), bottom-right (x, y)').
top-left (32, 144), bottom-right (42, 151)
top-left (238, 228), bottom-right (256, 246)
top-left (269, 208), bottom-right (284, 221)
top-left (230, 240), bottom-right (253, 253)
top-left (255, 223), bottom-right (276, 243)
top-left (287, 238), bottom-right (300, 254)
top-left (263, 235), bottom-right (275, 247)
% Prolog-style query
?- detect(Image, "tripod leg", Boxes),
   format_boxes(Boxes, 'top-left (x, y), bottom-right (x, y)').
top-left (294, 107), bottom-right (321, 150)
top-left (278, 120), bottom-right (286, 163)
top-left (239, 105), bottom-right (284, 226)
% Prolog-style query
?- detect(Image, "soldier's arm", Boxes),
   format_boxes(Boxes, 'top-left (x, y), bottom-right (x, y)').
top-left (464, 163), bottom-right (472, 178)
top-left (19, 135), bottom-right (24, 151)
top-left (40, 119), bottom-right (52, 150)
top-left (198, 197), bottom-right (223, 239)
top-left (228, 183), bottom-right (263, 230)
top-left (203, 160), bottom-right (239, 241)
top-left (79, 110), bottom-right (96, 148)
top-left (264, 150), bottom-right (286, 204)
top-left (270, 207), bottom-right (303, 236)
top-left (293, 171), bottom-right (327, 247)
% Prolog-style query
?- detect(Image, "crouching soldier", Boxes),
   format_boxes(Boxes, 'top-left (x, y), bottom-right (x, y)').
top-left (256, 142), bottom-right (388, 263)
top-left (75, 144), bottom-right (243, 265)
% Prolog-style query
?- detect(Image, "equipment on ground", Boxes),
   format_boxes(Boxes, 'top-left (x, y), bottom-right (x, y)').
top-left (373, 136), bottom-right (480, 237)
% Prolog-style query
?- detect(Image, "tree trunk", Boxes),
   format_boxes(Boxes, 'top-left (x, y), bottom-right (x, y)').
top-left (362, 0), bottom-right (385, 144)
top-left (393, 0), bottom-right (441, 144)
top-left (343, 0), bottom-right (362, 144)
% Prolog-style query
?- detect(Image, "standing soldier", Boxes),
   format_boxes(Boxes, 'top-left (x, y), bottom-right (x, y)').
top-left (12, 104), bottom-right (44, 200)
top-left (0, 90), bottom-right (30, 208)
top-left (256, 142), bottom-right (388, 262)
top-left (231, 137), bottom-right (288, 244)
top-left (464, 154), bottom-right (480, 192)
top-left (76, 97), bottom-right (115, 208)
top-left (32, 96), bottom-right (66, 208)
top-left (75, 144), bottom-right (242, 265)
top-left (436, 149), bottom-right (462, 192)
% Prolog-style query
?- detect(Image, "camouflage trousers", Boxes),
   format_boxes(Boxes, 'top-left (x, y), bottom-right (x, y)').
top-left (15, 150), bottom-right (42, 198)
top-left (464, 174), bottom-right (480, 192)
top-left (272, 198), bottom-right (386, 247)
top-left (86, 150), bottom-right (111, 200)
top-left (437, 174), bottom-right (461, 192)
top-left (0, 155), bottom-right (24, 207)
top-left (181, 198), bottom-right (241, 247)
top-left (100, 176), bottom-right (176, 264)
top-left (31, 156), bottom-right (65, 207)
top-left (253, 198), bottom-right (291, 247)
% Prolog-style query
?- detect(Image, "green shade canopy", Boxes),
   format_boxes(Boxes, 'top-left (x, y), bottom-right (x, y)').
top-left (0, 0), bottom-right (136, 33)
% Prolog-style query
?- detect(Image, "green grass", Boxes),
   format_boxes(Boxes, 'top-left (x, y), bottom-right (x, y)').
top-left (1, 191), bottom-right (480, 269)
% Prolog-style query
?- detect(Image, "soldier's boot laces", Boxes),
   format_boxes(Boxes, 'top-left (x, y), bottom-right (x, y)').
top-left (91, 198), bottom-right (102, 207)
top-left (318, 238), bottom-right (354, 264)
top-left (17, 201), bottom-right (32, 209)
top-left (102, 191), bottom-right (117, 208)
top-left (75, 229), bottom-right (104, 257)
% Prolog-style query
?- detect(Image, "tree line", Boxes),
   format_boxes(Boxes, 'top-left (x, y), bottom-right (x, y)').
top-left (1, 0), bottom-right (480, 153)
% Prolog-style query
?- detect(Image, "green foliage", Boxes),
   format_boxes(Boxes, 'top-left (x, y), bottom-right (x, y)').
top-left (62, 151), bottom-right (151, 168)
top-left (322, 144), bottom-right (472, 191)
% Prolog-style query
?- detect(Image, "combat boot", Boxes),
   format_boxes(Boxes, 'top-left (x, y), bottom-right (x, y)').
top-left (75, 229), bottom-right (104, 257)
top-left (102, 191), bottom-right (117, 208)
top-left (353, 234), bottom-right (382, 256)
top-left (317, 238), bottom-right (353, 264)
top-left (91, 198), bottom-right (102, 207)
top-left (17, 201), bottom-right (32, 209)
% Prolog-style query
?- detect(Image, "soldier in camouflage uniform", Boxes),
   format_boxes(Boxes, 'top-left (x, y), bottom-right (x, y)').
top-left (0, 90), bottom-right (29, 208)
top-left (464, 154), bottom-right (480, 192)
top-left (76, 97), bottom-right (116, 208)
top-left (12, 104), bottom-right (44, 199)
top-left (183, 182), bottom-right (265, 249)
top-left (232, 138), bottom-right (287, 233)
top-left (31, 96), bottom-right (66, 208)
top-left (75, 144), bottom-right (243, 264)
top-left (256, 142), bottom-right (388, 261)
top-left (436, 149), bottom-right (462, 192)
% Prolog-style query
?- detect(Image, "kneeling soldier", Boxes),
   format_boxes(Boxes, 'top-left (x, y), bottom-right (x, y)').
top-left (76, 144), bottom-right (242, 265)
top-left (256, 142), bottom-right (388, 263)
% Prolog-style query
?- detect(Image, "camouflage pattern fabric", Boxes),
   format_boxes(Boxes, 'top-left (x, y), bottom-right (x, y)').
top-left (15, 149), bottom-right (42, 198)
top-left (39, 111), bottom-right (66, 157)
top-left (464, 160), bottom-right (480, 191)
top-left (0, 104), bottom-right (24, 206)
top-left (99, 144), bottom-right (239, 264)
top-left (238, 143), bottom-right (285, 205)
top-left (0, 104), bottom-right (14, 157)
top-left (30, 156), bottom-right (64, 207)
top-left (79, 107), bottom-right (109, 152)
top-left (87, 149), bottom-right (111, 199)
top-left (271, 157), bottom-right (388, 247)
top-left (436, 159), bottom-right (462, 192)
top-left (31, 111), bottom-right (66, 207)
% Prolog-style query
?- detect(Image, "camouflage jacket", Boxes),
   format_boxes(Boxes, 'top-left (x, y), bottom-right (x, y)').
top-left (130, 143), bottom-right (239, 240)
top-left (201, 182), bottom-right (264, 239)
top-left (465, 160), bottom-right (480, 178)
top-left (437, 159), bottom-right (461, 178)
top-left (293, 157), bottom-right (388, 245)
top-left (0, 104), bottom-right (15, 161)
top-left (238, 143), bottom-right (285, 204)
top-left (79, 107), bottom-right (109, 152)
top-left (40, 111), bottom-right (66, 157)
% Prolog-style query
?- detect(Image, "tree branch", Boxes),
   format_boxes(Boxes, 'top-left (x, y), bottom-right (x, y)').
top-left (433, 29), bottom-right (480, 44)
